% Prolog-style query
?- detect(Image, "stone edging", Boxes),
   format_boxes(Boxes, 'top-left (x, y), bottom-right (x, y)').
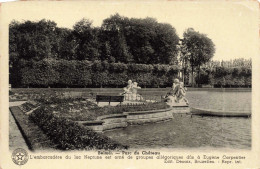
top-left (78, 108), bottom-right (179, 132)
top-left (9, 106), bottom-right (58, 151)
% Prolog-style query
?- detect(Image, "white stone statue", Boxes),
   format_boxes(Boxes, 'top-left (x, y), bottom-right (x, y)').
top-left (165, 79), bottom-right (189, 106)
top-left (123, 80), bottom-right (133, 95)
top-left (121, 80), bottom-right (143, 101)
top-left (177, 82), bottom-right (189, 104)
top-left (131, 82), bottom-right (142, 100)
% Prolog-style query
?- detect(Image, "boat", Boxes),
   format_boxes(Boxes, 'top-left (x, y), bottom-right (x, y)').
top-left (190, 107), bottom-right (251, 117)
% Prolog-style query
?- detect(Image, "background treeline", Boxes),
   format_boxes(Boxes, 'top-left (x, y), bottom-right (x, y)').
top-left (10, 14), bottom-right (181, 88)
top-left (9, 14), bottom-right (251, 88)
top-left (196, 66), bottom-right (252, 88)
top-left (9, 14), bottom-right (179, 66)
top-left (201, 58), bottom-right (252, 69)
top-left (11, 59), bottom-right (179, 88)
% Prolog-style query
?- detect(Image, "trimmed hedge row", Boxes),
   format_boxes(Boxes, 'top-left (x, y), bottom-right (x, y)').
top-left (11, 59), bottom-right (180, 88)
top-left (29, 106), bottom-right (128, 150)
top-left (213, 66), bottom-right (251, 87)
top-left (196, 66), bottom-right (252, 88)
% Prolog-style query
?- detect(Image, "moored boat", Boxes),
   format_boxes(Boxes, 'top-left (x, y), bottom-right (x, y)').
top-left (190, 107), bottom-right (251, 117)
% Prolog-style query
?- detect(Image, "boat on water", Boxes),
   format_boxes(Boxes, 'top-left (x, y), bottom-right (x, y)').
top-left (190, 107), bottom-right (251, 117)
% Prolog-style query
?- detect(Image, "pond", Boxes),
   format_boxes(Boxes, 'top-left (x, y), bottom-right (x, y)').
top-left (104, 90), bottom-right (251, 149)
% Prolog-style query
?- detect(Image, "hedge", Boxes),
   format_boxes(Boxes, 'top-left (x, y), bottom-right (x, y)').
top-left (196, 66), bottom-right (252, 88)
top-left (29, 106), bottom-right (128, 150)
top-left (11, 59), bottom-right (180, 88)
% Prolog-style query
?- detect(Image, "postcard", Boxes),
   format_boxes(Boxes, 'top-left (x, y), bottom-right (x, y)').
top-left (0, 1), bottom-right (260, 169)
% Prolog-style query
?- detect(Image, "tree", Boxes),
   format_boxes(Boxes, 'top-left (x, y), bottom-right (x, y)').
top-left (73, 19), bottom-right (101, 61)
top-left (101, 14), bottom-right (179, 64)
top-left (101, 14), bottom-right (133, 63)
top-left (153, 23), bottom-right (179, 64)
top-left (9, 19), bottom-right (58, 62)
top-left (55, 28), bottom-right (78, 60)
top-left (182, 28), bottom-right (215, 87)
top-left (119, 17), bottom-right (157, 64)
top-left (178, 39), bottom-right (190, 84)
top-left (9, 20), bottom-right (60, 87)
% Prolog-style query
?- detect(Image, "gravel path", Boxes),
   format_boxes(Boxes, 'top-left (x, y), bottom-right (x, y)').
top-left (9, 101), bottom-right (29, 151)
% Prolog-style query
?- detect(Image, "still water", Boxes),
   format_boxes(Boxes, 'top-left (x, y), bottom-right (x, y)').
top-left (104, 90), bottom-right (251, 149)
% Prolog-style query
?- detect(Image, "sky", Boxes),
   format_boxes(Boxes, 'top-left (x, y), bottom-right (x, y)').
top-left (1, 1), bottom-right (259, 61)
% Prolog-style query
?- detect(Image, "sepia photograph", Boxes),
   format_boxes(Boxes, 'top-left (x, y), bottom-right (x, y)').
top-left (1, 1), bottom-right (259, 169)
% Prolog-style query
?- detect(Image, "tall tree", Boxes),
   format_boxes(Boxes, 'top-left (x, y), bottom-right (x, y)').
top-left (153, 23), bottom-right (179, 64)
top-left (9, 20), bottom-right (59, 87)
top-left (177, 39), bottom-right (190, 84)
top-left (73, 19), bottom-right (101, 61)
top-left (182, 28), bottom-right (215, 87)
top-left (101, 14), bottom-right (179, 64)
top-left (9, 19), bottom-right (58, 62)
top-left (55, 28), bottom-right (78, 60)
top-left (101, 14), bottom-right (133, 63)
top-left (124, 17), bottom-right (157, 64)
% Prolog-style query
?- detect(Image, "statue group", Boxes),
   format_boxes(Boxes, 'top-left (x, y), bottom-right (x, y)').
top-left (121, 78), bottom-right (189, 105)
top-left (165, 78), bottom-right (189, 106)
top-left (121, 80), bottom-right (143, 101)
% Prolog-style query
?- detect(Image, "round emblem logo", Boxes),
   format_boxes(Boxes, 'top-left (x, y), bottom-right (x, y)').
top-left (11, 148), bottom-right (29, 165)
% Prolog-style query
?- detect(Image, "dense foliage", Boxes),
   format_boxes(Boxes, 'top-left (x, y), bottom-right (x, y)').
top-left (11, 59), bottom-right (180, 88)
top-left (195, 66), bottom-right (251, 88)
top-left (29, 106), bottom-right (128, 150)
top-left (9, 15), bottom-right (251, 88)
top-left (180, 28), bottom-right (215, 86)
top-left (202, 58), bottom-right (252, 69)
top-left (9, 15), bottom-right (182, 88)
top-left (9, 14), bottom-right (179, 65)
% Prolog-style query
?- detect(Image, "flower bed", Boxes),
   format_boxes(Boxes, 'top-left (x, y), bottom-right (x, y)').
top-left (41, 99), bottom-right (170, 121)
top-left (29, 106), bottom-right (128, 150)
top-left (91, 102), bottom-right (170, 115)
